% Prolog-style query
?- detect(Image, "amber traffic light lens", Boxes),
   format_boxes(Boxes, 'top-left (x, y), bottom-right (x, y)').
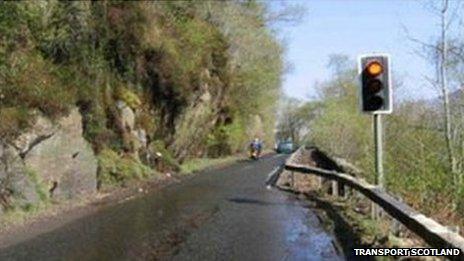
top-left (366, 61), bottom-right (383, 77)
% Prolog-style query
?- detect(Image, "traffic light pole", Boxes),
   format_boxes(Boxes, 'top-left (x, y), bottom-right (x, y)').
top-left (374, 114), bottom-right (384, 189)
top-left (372, 114), bottom-right (384, 219)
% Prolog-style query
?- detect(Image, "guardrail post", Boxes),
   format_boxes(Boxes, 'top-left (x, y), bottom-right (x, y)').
top-left (343, 185), bottom-right (350, 199)
top-left (291, 171), bottom-right (295, 188)
top-left (332, 181), bottom-right (338, 197)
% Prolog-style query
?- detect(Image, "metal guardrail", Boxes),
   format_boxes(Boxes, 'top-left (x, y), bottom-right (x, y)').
top-left (284, 147), bottom-right (464, 255)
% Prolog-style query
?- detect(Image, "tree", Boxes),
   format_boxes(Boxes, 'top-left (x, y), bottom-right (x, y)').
top-left (405, 0), bottom-right (464, 210)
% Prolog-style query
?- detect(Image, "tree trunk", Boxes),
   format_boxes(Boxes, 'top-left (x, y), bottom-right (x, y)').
top-left (440, 0), bottom-right (456, 174)
top-left (439, 0), bottom-right (461, 209)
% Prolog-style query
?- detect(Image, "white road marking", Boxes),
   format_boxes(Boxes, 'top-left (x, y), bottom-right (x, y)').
top-left (265, 166), bottom-right (282, 187)
top-left (267, 167), bottom-right (278, 179)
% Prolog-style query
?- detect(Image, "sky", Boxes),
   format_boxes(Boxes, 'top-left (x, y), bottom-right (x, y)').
top-left (272, 0), bottom-right (464, 102)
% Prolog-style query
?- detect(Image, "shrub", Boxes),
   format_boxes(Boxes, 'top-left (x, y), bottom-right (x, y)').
top-left (2, 52), bottom-right (75, 118)
top-left (115, 87), bottom-right (141, 110)
top-left (206, 125), bottom-right (232, 158)
top-left (97, 149), bottom-right (154, 187)
top-left (135, 105), bottom-right (158, 137)
top-left (144, 140), bottom-right (180, 172)
top-left (0, 107), bottom-right (30, 140)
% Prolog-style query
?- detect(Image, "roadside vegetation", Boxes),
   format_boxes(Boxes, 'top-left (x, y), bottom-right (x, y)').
top-left (0, 1), bottom-right (308, 223)
top-left (180, 155), bottom-right (241, 174)
top-left (277, 1), bottom-right (464, 231)
top-left (0, 1), bottom-right (286, 191)
top-left (280, 52), bottom-right (464, 230)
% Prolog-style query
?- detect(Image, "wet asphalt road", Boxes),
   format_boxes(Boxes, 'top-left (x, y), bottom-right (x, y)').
top-left (0, 154), bottom-right (342, 261)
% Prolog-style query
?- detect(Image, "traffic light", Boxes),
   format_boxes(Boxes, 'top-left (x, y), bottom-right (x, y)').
top-left (358, 54), bottom-right (392, 114)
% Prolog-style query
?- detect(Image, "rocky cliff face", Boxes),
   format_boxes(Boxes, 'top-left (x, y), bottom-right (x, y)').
top-left (0, 143), bottom-right (38, 212)
top-left (0, 107), bottom-right (97, 211)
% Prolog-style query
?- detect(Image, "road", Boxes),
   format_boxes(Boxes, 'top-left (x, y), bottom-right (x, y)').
top-left (0, 154), bottom-right (342, 261)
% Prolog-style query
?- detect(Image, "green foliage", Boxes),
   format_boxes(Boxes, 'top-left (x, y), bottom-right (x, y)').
top-left (1, 1), bottom-right (285, 168)
top-left (223, 117), bottom-right (248, 153)
top-left (301, 54), bottom-right (462, 225)
top-left (308, 67), bottom-right (373, 180)
top-left (384, 110), bottom-right (451, 212)
top-left (24, 168), bottom-right (49, 204)
top-left (147, 140), bottom-right (180, 171)
top-left (0, 107), bottom-right (30, 140)
top-left (115, 87), bottom-right (141, 110)
top-left (180, 155), bottom-right (238, 174)
top-left (206, 125), bottom-right (232, 157)
top-left (98, 149), bottom-right (154, 187)
top-left (2, 52), bottom-right (76, 118)
top-left (80, 99), bottom-right (115, 153)
top-left (135, 106), bottom-right (158, 137)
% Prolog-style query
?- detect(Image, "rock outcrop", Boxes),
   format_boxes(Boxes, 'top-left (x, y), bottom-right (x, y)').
top-left (12, 112), bottom-right (56, 156)
top-left (116, 100), bottom-right (135, 132)
top-left (0, 142), bottom-right (39, 210)
top-left (116, 100), bottom-right (148, 156)
top-left (24, 108), bottom-right (97, 199)
top-left (0, 107), bottom-right (98, 211)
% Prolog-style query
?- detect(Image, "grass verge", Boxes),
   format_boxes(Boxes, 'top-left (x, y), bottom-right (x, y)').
top-left (180, 155), bottom-right (242, 174)
top-left (0, 196), bottom-right (91, 232)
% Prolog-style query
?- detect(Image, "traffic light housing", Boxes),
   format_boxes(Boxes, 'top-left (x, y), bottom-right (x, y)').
top-left (358, 54), bottom-right (392, 114)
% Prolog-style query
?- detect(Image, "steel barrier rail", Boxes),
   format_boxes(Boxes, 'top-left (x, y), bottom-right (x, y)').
top-left (284, 147), bottom-right (464, 256)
